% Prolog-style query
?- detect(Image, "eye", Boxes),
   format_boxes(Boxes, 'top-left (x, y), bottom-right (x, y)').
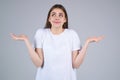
top-left (59, 13), bottom-right (63, 17)
top-left (51, 13), bottom-right (56, 17)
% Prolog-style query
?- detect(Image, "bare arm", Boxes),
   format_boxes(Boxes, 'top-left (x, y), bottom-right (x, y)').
top-left (10, 33), bottom-right (44, 67)
top-left (72, 36), bottom-right (104, 68)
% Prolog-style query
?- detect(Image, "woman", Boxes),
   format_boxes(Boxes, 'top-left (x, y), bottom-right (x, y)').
top-left (10, 4), bottom-right (104, 80)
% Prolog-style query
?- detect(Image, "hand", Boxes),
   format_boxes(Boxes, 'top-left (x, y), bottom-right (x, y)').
top-left (10, 33), bottom-right (28, 41)
top-left (87, 36), bottom-right (104, 43)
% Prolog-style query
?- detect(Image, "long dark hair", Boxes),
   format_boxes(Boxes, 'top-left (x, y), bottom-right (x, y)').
top-left (44, 4), bottom-right (68, 29)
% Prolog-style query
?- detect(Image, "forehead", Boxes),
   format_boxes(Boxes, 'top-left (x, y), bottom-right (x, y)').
top-left (51, 8), bottom-right (65, 14)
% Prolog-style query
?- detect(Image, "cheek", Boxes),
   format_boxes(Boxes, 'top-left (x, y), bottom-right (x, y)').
top-left (63, 18), bottom-right (66, 23)
top-left (49, 18), bottom-right (52, 24)
top-left (49, 17), bottom-right (54, 22)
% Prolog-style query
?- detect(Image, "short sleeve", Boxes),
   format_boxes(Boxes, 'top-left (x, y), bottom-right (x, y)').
top-left (34, 29), bottom-right (44, 48)
top-left (71, 30), bottom-right (81, 51)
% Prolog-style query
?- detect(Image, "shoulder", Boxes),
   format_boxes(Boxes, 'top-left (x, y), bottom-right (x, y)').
top-left (34, 28), bottom-right (49, 38)
top-left (66, 29), bottom-right (80, 40)
top-left (66, 29), bottom-right (78, 35)
top-left (36, 28), bottom-right (46, 33)
top-left (35, 28), bottom-right (48, 34)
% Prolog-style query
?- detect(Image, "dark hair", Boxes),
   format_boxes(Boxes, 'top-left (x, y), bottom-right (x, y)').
top-left (44, 4), bottom-right (68, 29)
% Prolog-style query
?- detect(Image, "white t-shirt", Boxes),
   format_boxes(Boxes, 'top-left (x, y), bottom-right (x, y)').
top-left (34, 28), bottom-right (81, 80)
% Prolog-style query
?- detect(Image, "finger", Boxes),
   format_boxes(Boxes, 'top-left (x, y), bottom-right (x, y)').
top-left (10, 33), bottom-right (18, 40)
top-left (97, 36), bottom-right (105, 42)
top-left (99, 36), bottom-right (104, 40)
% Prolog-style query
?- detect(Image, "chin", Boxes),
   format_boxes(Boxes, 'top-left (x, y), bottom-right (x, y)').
top-left (53, 25), bottom-right (62, 28)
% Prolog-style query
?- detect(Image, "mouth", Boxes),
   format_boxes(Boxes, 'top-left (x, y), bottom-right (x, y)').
top-left (53, 21), bottom-right (61, 24)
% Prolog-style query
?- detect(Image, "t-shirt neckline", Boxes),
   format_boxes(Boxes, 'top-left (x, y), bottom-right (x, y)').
top-left (48, 29), bottom-right (67, 37)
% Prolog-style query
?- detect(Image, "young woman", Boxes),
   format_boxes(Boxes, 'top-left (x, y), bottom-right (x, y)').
top-left (10, 4), bottom-right (104, 80)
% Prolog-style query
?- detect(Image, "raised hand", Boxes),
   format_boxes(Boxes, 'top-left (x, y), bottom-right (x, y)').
top-left (10, 33), bottom-right (28, 41)
top-left (87, 36), bottom-right (104, 43)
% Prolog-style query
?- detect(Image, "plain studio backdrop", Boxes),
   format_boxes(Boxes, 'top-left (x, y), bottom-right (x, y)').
top-left (0, 0), bottom-right (120, 80)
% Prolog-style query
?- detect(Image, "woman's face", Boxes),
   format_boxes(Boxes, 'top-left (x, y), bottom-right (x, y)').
top-left (49, 8), bottom-right (66, 29)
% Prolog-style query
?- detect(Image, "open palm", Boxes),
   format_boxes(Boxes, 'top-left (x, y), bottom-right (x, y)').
top-left (10, 33), bottom-right (28, 41)
top-left (87, 36), bottom-right (104, 43)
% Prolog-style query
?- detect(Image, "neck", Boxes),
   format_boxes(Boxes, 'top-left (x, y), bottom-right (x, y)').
top-left (50, 27), bottom-right (64, 35)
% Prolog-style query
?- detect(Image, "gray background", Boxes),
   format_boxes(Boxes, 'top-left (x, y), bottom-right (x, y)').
top-left (0, 0), bottom-right (120, 80)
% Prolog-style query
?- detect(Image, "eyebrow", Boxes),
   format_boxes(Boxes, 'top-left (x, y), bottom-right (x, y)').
top-left (51, 12), bottom-right (56, 14)
top-left (59, 13), bottom-right (63, 15)
top-left (51, 11), bottom-right (64, 14)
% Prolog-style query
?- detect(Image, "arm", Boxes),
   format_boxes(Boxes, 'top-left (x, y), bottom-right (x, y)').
top-left (72, 36), bottom-right (104, 68)
top-left (10, 33), bottom-right (44, 68)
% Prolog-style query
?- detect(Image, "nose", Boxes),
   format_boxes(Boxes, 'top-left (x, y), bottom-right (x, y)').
top-left (55, 15), bottom-right (60, 20)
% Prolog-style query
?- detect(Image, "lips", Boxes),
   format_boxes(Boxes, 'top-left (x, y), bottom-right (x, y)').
top-left (53, 21), bottom-right (61, 24)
